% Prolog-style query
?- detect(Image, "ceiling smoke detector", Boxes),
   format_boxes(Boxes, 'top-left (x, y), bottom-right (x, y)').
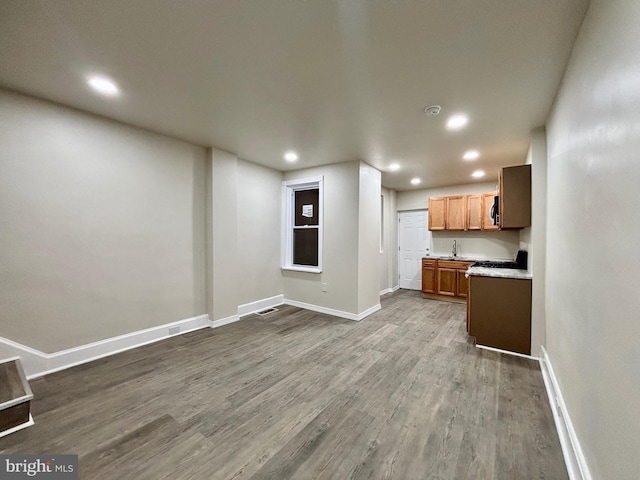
top-left (424, 105), bottom-right (441, 117)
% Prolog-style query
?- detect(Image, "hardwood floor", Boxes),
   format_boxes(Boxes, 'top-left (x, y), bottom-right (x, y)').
top-left (0, 290), bottom-right (567, 479)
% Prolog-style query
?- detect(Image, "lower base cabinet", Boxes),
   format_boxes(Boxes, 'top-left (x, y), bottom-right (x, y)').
top-left (437, 268), bottom-right (457, 296)
top-left (422, 259), bottom-right (473, 299)
top-left (467, 275), bottom-right (532, 355)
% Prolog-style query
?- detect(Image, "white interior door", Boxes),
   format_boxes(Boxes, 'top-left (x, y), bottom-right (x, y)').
top-left (398, 210), bottom-right (430, 290)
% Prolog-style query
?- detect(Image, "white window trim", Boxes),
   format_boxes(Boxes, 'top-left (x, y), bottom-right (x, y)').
top-left (281, 176), bottom-right (324, 273)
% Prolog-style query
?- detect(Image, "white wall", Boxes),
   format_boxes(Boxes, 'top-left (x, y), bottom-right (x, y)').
top-left (545, 1), bottom-right (640, 477)
top-left (357, 163), bottom-right (381, 312)
top-left (397, 181), bottom-right (520, 260)
top-left (208, 150), bottom-right (283, 321)
top-left (0, 89), bottom-right (207, 352)
top-left (209, 148), bottom-right (239, 320)
top-left (283, 162), bottom-right (360, 314)
top-left (236, 159), bottom-right (283, 306)
top-left (520, 128), bottom-right (547, 356)
top-left (379, 187), bottom-right (398, 293)
top-left (396, 181), bottom-right (499, 211)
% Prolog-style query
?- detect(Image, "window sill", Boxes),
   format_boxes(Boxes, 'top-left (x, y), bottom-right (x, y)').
top-left (282, 266), bottom-right (322, 274)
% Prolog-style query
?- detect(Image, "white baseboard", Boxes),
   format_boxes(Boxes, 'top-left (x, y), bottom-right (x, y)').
top-left (0, 314), bottom-right (210, 379)
top-left (283, 299), bottom-right (381, 321)
top-left (539, 346), bottom-right (592, 480)
top-left (379, 285), bottom-right (400, 296)
top-left (237, 294), bottom-right (284, 317)
top-left (209, 314), bottom-right (240, 328)
top-left (357, 303), bottom-right (382, 320)
top-left (475, 344), bottom-right (539, 360)
top-left (0, 294), bottom-right (381, 380)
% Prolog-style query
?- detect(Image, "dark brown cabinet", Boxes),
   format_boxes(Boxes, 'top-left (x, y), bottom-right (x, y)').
top-left (499, 164), bottom-right (531, 229)
top-left (467, 275), bottom-right (532, 355)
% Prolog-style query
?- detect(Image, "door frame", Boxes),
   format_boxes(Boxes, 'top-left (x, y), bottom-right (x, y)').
top-left (397, 209), bottom-right (430, 290)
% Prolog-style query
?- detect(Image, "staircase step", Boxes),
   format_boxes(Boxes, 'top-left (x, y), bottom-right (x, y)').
top-left (0, 358), bottom-right (34, 437)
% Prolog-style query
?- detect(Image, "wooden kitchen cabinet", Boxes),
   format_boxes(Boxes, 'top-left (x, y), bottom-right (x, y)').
top-left (446, 196), bottom-right (466, 230)
top-left (457, 270), bottom-right (469, 298)
top-left (499, 164), bottom-right (531, 229)
top-left (468, 274), bottom-right (532, 355)
top-left (467, 195), bottom-right (482, 230)
top-left (482, 192), bottom-right (499, 230)
top-left (422, 259), bottom-right (437, 294)
top-left (437, 268), bottom-right (457, 296)
top-left (426, 259), bottom-right (473, 298)
top-left (428, 197), bottom-right (447, 230)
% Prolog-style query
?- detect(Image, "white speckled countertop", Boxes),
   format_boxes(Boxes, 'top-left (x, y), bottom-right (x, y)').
top-left (465, 267), bottom-right (532, 280)
top-left (423, 255), bottom-right (512, 262)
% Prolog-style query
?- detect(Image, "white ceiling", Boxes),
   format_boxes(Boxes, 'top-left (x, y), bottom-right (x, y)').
top-left (0, 0), bottom-right (589, 190)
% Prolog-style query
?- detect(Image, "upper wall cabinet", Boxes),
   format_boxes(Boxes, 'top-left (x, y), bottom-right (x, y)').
top-left (499, 164), bottom-right (531, 229)
top-left (467, 195), bottom-right (483, 230)
top-left (428, 197), bottom-right (447, 230)
top-left (482, 191), bottom-right (499, 230)
top-left (428, 196), bottom-right (467, 230)
top-left (446, 196), bottom-right (466, 230)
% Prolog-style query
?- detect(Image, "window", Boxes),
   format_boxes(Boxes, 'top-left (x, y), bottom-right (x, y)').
top-left (282, 176), bottom-right (323, 273)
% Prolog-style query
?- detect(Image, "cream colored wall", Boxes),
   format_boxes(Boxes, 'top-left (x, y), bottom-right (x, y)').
top-left (397, 182), bottom-right (520, 260)
top-left (0, 89), bottom-right (207, 352)
top-left (396, 181), bottom-right (498, 211)
top-left (520, 128), bottom-right (547, 356)
top-left (210, 148), bottom-right (240, 320)
top-left (357, 163), bottom-right (381, 312)
top-left (545, 1), bottom-right (640, 477)
top-left (236, 159), bottom-right (283, 306)
top-left (283, 162), bottom-right (360, 314)
top-left (208, 151), bottom-right (283, 320)
top-left (379, 187), bottom-right (398, 292)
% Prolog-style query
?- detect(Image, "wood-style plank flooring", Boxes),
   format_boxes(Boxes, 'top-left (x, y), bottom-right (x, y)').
top-left (0, 290), bottom-right (567, 479)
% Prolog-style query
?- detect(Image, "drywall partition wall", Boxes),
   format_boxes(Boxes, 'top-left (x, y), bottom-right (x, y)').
top-left (236, 159), bottom-right (283, 306)
top-left (379, 187), bottom-right (398, 293)
top-left (545, 1), bottom-right (640, 478)
top-left (357, 163), bottom-right (381, 312)
top-left (389, 189), bottom-right (398, 290)
top-left (209, 148), bottom-right (240, 321)
top-left (282, 162), bottom-right (360, 315)
top-left (208, 152), bottom-right (283, 321)
top-left (0, 89), bottom-right (207, 352)
top-left (396, 182), bottom-right (520, 259)
top-left (521, 128), bottom-right (547, 356)
top-left (396, 181), bottom-right (498, 211)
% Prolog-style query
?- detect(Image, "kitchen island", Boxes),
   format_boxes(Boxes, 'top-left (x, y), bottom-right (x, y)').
top-left (466, 266), bottom-right (532, 355)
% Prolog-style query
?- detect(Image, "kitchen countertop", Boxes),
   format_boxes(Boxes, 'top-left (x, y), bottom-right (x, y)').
top-left (465, 266), bottom-right (532, 280)
top-left (423, 255), bottom-right (512, 262)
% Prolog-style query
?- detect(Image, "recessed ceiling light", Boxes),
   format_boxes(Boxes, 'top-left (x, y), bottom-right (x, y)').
top-left (389, 163), bottom-right (400, 171)
top-left (463, 149), bottom-right (480, 161)
top-left (471, 170), bottom-right (485, 178)
top-left (410, 177), bottom-right (421, 185)
top-left (284, 151), bottom-right (298, 162)
top-left (87, 75), bottom-right (119, 95)
top-left (446, 113), bottom-right (469, 130)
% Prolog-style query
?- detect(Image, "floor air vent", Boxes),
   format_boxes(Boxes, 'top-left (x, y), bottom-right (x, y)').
top-left (256, 307), bottom-right (278, 316)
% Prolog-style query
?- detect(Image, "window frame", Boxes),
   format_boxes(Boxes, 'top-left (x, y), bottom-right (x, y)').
top-left (281, 176), bottom-right (324, 273)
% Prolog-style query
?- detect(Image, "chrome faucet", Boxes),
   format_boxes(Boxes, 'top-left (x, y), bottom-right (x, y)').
top-left (452, 240), bottom-right (457, 257)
